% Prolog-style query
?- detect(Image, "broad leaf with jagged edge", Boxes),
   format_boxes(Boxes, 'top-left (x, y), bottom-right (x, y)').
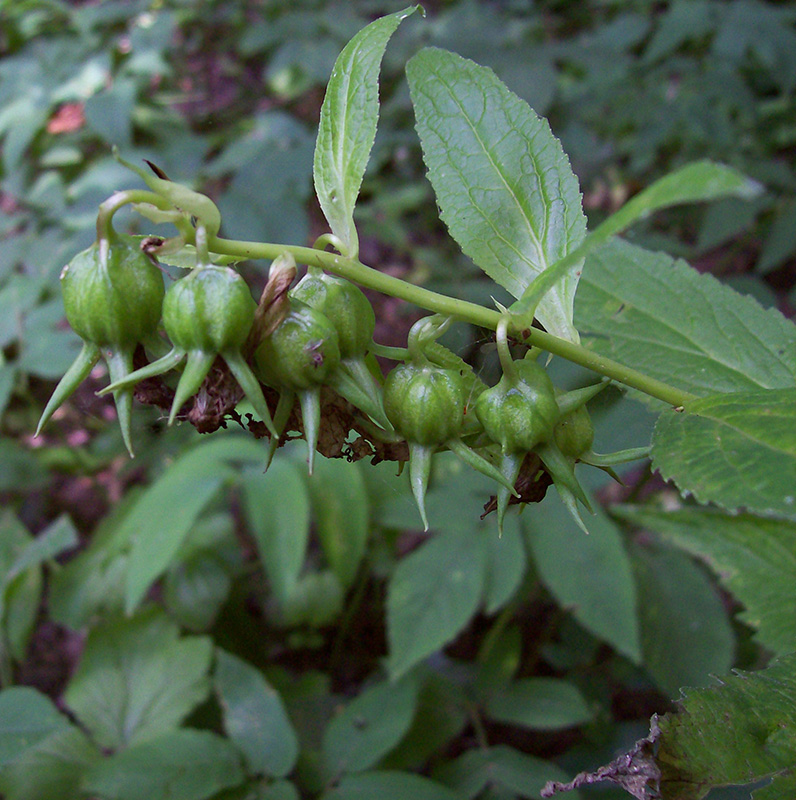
top-left (615, 506), bottom-right (796, 657)
top-left (407, 47), bottom-right (587, 343)
top-left (656, 653), bottom-right (796, 800)
top-left (652, 389), bottom-right (796, 521)
top-left (576, 239), bottom-right (796, 401)
top-left (314, 6), bottom-right (419, 257)
top-left (63, 608), bottom-right (213, 750)
top-left (511, 160), bottom-right (761, 319)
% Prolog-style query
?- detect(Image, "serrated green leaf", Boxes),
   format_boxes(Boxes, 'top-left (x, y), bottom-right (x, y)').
top-left (576, 239), bottom-right (796, 400)
top-left (322, 674), bottom-right (418, 775)
top-left (309, 457), bottom-right (369, 589)
top-left (513, 161), bottom-right (762, 321)
top-left (481, 522), bottom-right (526, 615)
top-left (753, 771), bottom-right (796, 800)
top-left (215, 649), bottom-right (299, 779)
top-left (523, 497), bottom-right (641, 663)
top-left (123, 436), bottom-right (265, 614)
top-left (615, 506), bottom-right (796, 657)
top-left (81, 729), bottom-right (245, 800)
top-left (387, 528), bottom-right (487, 680)
top-left (657, 653), bottom-right (796, 800)
top-left (0, 726), bottom-right (101, 800)
top-left (630, 541), bottom-right (734, 697)
top-left (483, 678), bottom-right (593, 731)
top-left (435, 745), bottom-right (577, 799)
top-left (313, 6), bottom-right (418, 256)
top-left (322, 770), bottom-right (464, 800)
top-left (652, 390), bottom-right (796, 520)
top-left (0, 687), bottom-right (71, 767)
top-left (241, 459), bottom-right (310, 609)
top-left (63, 608), bottom-right (213, 750)
top-left (407, 47), bottom-right (586, 343)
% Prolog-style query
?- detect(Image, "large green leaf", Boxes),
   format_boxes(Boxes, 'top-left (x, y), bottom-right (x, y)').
top-left (435, 745), bottom-right (577, 799)
top-left (483, 678), bottom-right (593, 731)
top-left (614, 506), bottom-right (796, 656)
top-left (0, 687), bottom-right (71, 767)
top-left (523, 497), bottom-right (641, 663)
top-left (656, 653), bottom-right (796, 800)
top-left (630, 541), bottom-right (734, 697)
top-left (322, 674), bottom-right (419, 775)
top-left (576, 239), bottom-right (796, 399)
top-left (407, 47), bottom-right (587, 343)
top-left (512, 161), bottom-right (761, 320)
top-left (123, 436), bottom-right (265, 613)
top-left (481, 522), bottom-right (526, 615)
top-left (81, 729), bottom-right (245, 800)
top-left (387, 528), bottom-right (488, 679)
top-left (0, 726), bottom-right (100, 800)
top-left (322, 771), bottom-right (464, 800)
top-left (241, 458), bottom-right (311, 609)
top-left (214, 649), bottom-right (298, 779)
top-left (63, 608), bottom-right (213, 750)
top-left (652, 389), bottom-right (796, 520)
top-left (313, 6), bottom-right (418, 256)
top-left (309, 457), bottom-right (370, 589)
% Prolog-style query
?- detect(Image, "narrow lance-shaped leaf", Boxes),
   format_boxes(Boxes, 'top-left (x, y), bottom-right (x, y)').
top-left (314, 6), bottom-right (419, 257)
top-left (512, 160), bottom-right (762, 319)
top-left (652, 389), bottom-right (796, 520)
top-left (407, 47), bottom-right (586, 343)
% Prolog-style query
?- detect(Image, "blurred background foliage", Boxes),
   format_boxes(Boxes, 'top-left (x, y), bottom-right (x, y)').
top-left (0, 1), bottom-right (794, 798)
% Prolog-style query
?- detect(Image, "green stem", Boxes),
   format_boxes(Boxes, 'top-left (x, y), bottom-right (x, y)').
top-left (96, 189), bottom-right (172, 242)
top-left (208, 236), bottom-right (696, 408)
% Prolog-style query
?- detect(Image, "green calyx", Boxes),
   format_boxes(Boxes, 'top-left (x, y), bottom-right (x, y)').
top-left (164, 265), bottom-right (256, 352)
top-left (37, 235), bottom-right (166, 457)
top-left (61, 236), bottom-right (165, 348)
top-left (100, 264), bottom-right (277, 436)
top-left (475, 358), bottom-right (559, 454)
top-left (254, 300), bottom-right (341, 392)
top-left (291, 268), bottom-right (375, 359)
top-left (553, 405), bottom-right (595, 459)
top-left (383, 362), bottom-right (465, 447)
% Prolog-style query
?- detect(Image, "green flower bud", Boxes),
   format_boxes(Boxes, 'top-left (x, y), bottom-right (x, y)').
top-left (60, 236), bottom-right (164, 348)
top-left (475, 360), bottom-right (558, 454)
top-left (291, 269), bottom-right (375, 359)
top-left (383, 363), bottom-right (465, 447)
top-left (553, 405), bottom-right (594, 459)
top-left (254, 301), bottom-right (341, 391)
top-left (163, 265), bottom-right (255, 352)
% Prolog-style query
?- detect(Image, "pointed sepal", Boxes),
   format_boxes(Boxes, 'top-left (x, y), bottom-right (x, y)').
top-left (495, 451), bottom-right (524, 536)
top-left (264, 389), bottom-right (295, 472)
top-left (168, 349), bottom-right (216, 425)
top-left (326, 355), bottom-right (394, 433)
top-left (223, 349), bottom-right (278, 438)
top-left (537, 440), bottom-right (592, 513)
top-left (98, 348), bottom-right (186, 396)
top-left (447, 438), bottom-right (520, 499)
top-left (407, 442), bottom-right (434, 531)
top-left (36, 342), bottom-right (101, 438)
top-left (555, 381), bottom-right (609, 417)
top-left (105, 347), bottom-right (137, 457)
top-left (298, 387), bottom-right (322, 475)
